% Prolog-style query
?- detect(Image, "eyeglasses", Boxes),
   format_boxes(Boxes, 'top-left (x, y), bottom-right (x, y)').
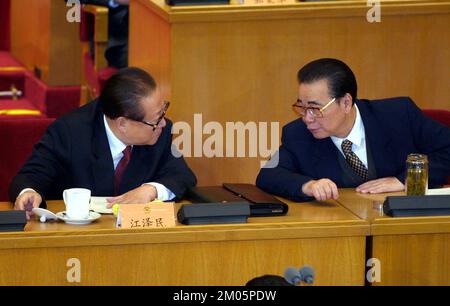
top-left (292, 97), bottom-right (336, 118)
top-left (138, 101), bottom-right (170, 131)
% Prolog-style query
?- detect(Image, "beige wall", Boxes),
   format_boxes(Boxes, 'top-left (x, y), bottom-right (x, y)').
top-left (132, 1), bottom-right (450, 185)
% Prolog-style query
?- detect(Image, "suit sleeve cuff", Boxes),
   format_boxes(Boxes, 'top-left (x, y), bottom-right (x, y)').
top-left (144, 182), bottom-right (176, 201)
top-left (18, 188), bottom-right (38, 197)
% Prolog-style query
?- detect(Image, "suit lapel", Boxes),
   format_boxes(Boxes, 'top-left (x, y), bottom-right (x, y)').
top-left (357, 101), bottom-right (397, 177)
top-left (92, 111), bottom-right (115, 196)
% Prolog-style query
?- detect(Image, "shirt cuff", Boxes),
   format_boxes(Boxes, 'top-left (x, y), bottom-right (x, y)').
top-left (108, 0), bottom-right (120, 8)
top-left (18, 188), bottom-right (37, 197)
top-left (144, 183), bottom-right (176, 201)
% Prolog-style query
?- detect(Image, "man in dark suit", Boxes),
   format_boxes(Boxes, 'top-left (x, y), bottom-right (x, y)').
top-left (79, 0), bottom-right (129, 68)
top-left (10, 67), bottom-right (197, 219)
top-left (256, 58), bottom-right (450, 202)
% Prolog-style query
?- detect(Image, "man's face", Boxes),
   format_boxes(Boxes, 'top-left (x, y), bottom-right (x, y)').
top-left (298, 79), bottom-right (348, 139)
top-left (123, 88), bottom-right (167, 145)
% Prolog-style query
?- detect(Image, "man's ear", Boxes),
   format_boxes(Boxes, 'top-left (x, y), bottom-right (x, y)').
top-left (116, 117), bottom-right (128, 132)
top-left (343, 93), bottom-right (353, 113)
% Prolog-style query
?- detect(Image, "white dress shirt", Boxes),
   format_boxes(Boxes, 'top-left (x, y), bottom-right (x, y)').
top-left (330, 105), bottom-right (368, 168)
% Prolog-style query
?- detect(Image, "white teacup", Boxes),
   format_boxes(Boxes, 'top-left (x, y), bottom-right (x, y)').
top-left (63, 188), bottom-right (91, 219)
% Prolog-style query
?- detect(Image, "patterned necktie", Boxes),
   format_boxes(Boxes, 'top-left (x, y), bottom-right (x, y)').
top-left (341, 139), bottom-right (368, 181)
top-left (114, 146), bottom-right (132, 195)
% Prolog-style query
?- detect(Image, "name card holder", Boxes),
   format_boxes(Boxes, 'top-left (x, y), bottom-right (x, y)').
top-left (117, 203), bottom-right (176, 229)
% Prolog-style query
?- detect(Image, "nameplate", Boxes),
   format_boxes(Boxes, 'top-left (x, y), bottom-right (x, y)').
top-left (117, 203), bottom-right (176, 229)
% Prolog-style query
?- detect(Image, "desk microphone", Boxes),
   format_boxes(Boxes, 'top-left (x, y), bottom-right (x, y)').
top-left (284, 266), bottom-right (315, 285)
top-left (299, 266), bottom-right (315, 285)
top-left (284, 267), bottom-right (302, 285)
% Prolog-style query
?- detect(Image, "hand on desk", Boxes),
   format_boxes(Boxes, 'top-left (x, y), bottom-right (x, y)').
top-left (106, 184), bottom-right (157, 208)
top-left (356, 177), bottom-right (405, 194)
top-left (14, 191), bottom-right (42, 220)
top-left (302, 179), bottom-right (339, 202)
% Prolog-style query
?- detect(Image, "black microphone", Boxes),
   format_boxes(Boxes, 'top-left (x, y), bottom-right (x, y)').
top-left (299, 266), bottom-right (315, 285)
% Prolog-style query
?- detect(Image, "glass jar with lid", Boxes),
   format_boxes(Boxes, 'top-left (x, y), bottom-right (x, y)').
top-left (405, 153), bottom-right (428, 196)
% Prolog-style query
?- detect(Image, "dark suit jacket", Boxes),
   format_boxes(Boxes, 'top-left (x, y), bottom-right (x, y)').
top-left (9, 100), bottom-right (197, 203)
top-left (256, 97), bottom-right (450, 201)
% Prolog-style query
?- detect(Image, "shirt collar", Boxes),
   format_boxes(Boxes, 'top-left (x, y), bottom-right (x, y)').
top-left (103, 115), bottom-right (127, 160)
top-left (331, 104), bottom-right (365, 149)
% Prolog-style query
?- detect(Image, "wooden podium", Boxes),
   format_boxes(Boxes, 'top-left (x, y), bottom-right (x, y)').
top-left (129, 0), bottom-right (450, 186)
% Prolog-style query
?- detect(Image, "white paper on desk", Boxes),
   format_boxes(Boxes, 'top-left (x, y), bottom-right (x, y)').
top-left (90, 196), bottom-right (114, 214)
top-left (426, 188), bottom-right (450, 195)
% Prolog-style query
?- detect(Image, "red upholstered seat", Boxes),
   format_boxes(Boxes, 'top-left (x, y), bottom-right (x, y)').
top-left (423, 109), bottom-right (450, 128)
top-left (0, 51), bottom-right (24, 68)
top-left (46, 85), bottom-right (81, 118)
top-left (98, 66), bottom-right (118, 91)
top-left (423, 109), bottom-right (450, 185)
top-left (1, 70), bottom-right (80, 118)
top-left (83, 51), bottom-right (117, 98)
top-left (0, 70), bottom-right (25, 91)
top-left (0, 71), bottom-right (46, 118)
top-left (0, 99), bottom-right (45, 119)
top-left (0, 118), bottom-right (54, 201)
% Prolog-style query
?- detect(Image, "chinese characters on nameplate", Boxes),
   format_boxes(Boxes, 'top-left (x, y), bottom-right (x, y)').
top-left (117, 203), bottom-right (176, 229)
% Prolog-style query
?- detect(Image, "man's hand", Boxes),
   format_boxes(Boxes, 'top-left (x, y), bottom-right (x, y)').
top-left (14, 191), bottom-right (43, 220)
top-left (302, 179), bottom-right (339, 202)
top-left (356, 177), bottom-right (405, 194)
top-left (106, 184), bottom-right (158, 208)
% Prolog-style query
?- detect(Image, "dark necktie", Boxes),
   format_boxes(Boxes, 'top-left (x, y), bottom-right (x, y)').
top-left (341, 139), bottom-right (368, 181)
top-left (114, 146), bottom-right (132, 195)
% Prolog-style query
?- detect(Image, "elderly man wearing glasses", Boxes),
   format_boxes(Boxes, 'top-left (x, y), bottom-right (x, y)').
top-left (10, 67), bottom-right (197, 220)
top-left (256, 58), bottom-right (450, 202)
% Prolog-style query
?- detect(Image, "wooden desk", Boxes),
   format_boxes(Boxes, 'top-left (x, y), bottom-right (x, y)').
top-left (0, 199), bottom-right (369, 285)
top-left (337, 188), bottom-right (450, 285)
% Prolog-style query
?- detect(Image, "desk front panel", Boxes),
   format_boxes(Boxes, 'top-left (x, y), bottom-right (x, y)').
top-left (0, 199), bottom-right (369, 285)
top-left (337, 189), bottom-right (450, 285)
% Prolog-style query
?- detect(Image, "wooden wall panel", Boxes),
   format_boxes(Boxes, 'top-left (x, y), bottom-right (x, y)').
top-left (130, 0), bottom-right (172, 99)
top-left (10, 0), bottom-right (81, 86)
top-left (130, 1), bottom-right (450, 186)
top-left (11, 0), bottom-right (50, 77)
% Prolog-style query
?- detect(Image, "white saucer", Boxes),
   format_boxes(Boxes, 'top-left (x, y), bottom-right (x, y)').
top-left (32, 208), bottom-right (59, 222)
top-left (56, 211), bottom-right (101, 225)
